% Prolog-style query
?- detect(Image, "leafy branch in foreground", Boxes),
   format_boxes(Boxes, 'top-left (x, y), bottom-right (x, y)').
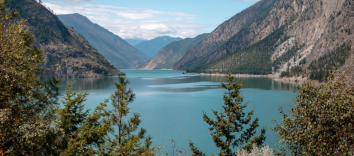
top-left (189, 72), bottom-right (266, 156)
top-left (272, 72), bottom-right (354, 155)
top-left (0, 2), bottom-right (61, 154)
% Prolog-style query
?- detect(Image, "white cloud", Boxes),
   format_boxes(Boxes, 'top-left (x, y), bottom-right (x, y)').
top-left (43, 2), bottom-right (212, 39)
top-left (64, 0), bottom-right (94, 4)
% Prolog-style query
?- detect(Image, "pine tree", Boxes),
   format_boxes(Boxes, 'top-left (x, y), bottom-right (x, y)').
top-left (103, 76), bottom-right (152, 155)
top-left (189, 72), bottom-right (266, 156)
top-left (56, 82), bottom-right (90, 153)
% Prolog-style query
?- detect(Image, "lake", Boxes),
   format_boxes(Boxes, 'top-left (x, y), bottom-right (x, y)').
top-left (58, 69), bottom-right (297, 155)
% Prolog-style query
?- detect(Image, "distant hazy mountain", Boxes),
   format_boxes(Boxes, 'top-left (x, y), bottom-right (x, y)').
top-left (58, 13), bottom-right (150, 69)
top-left (125, 39), bottom-right (147, 46)
top-left (139, 33), bottom-right (209, 69)
top-left (7, 0), bottom-right (122, 78)
top-left (134, 36), bottom-right (183, 57)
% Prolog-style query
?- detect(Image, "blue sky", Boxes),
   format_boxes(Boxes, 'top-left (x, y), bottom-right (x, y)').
top-left (42, 0), bottom-right (258, 40)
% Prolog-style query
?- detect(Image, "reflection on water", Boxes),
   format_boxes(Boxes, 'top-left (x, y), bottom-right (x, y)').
top-left (56, 69), bottom-right (297, 155)
top-left (58, 77), bottom-right (117, 93)
top-left (58, 71), bottom-right (298, 94)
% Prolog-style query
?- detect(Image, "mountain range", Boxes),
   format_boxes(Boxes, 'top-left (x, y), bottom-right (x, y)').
top-left (57, 13), bottom-right (150, 69)
top-left (134, 36), bottom-right (183, 57)
top-left (125, 39), bottom-right (147, 46)
top-left (7, 0), bottom-right (122, 78)
top-left (172, 0), bottom-right (354, 83)
top-left (139, 33), bottom-right (209, 69)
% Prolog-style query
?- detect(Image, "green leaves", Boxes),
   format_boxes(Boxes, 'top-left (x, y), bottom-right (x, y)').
top-left (190, 72), bottom-right (266, 155)
top-left (272, 72), bottom-right (354, 155)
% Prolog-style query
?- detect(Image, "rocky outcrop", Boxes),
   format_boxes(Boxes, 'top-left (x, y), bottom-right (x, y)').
top-left (173, 0), bottom-right (277, 70)
top-left (138, 33), bottom-right (209, 69)
top-left (7, 0), bottom-right (122, 78)
top-left (174, 0), bottom-right (354, 80)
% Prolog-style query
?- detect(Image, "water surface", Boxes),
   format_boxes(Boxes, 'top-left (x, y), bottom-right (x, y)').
top-left (58, 69), bottom-right (297, 155)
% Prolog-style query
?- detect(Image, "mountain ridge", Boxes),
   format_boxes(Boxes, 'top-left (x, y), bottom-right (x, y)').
top-left (7, 0), bottom-right (122, 78)
top-left (134, 36), bottom-right (183, 57)
top-left (138, 33), bottom-right (209, 69)
top-left (173, 0), bottom-right (277, 70)
top-left (58, 13), bottom-right (150, 69)
top-left (173, 0), bottom-right (354, 83)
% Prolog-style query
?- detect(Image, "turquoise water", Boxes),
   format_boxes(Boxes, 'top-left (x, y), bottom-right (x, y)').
top-left (58, 69), bottom-right (297, 155)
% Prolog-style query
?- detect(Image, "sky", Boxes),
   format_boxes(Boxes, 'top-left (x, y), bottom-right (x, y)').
top-left (41, 0), bottom-right (258, 40)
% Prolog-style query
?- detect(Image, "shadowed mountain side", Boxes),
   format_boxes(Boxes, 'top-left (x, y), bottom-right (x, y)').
top-left (125, 39), bottom-right (147, 46)
top-left (7, 0), bottom-right (122, 78)
top-left (134, 36), bottom-right (183, 57)
top-left (138, 33), bottom-right (209, 69)
top-left (58, 13), bottom-right (150, 69)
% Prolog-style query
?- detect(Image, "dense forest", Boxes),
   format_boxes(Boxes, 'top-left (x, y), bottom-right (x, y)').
top-left (281, 44), bottom-right (351, 82)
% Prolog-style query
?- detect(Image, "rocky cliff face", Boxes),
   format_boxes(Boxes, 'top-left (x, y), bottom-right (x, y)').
top-left (58, 14), bottom-right (150, 69)
top-left (173, 0), bottom-right (277, 70)
top-left (138, 33), bottom-right (209, 69)
top-left (7, 0), bottom-right (122, 78)
top-left (174, 0), bottom-right (354, 79)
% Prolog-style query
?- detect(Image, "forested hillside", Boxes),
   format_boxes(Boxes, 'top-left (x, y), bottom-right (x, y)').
top-left (58, 13), bottom-right (150, 69)
top-left (7, 0), bottom-right (122, 77)
top-left (139, 33), bottom-right (209, 69)
top-left (175, 0), bottom-right (354, 82)
top-left (173, 0), bottom-right (277, 70)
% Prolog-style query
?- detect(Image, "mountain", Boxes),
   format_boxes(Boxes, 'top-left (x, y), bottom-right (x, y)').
top-left (174, 0), bottom-right (354, 81)
top-left (138, 33), bottom-right (209, 69)
top-left (125, 39), bottom-right (147, 46)
top-left (173, 0), bottom-right (277, 71)
top-left (7, 0), bottom-right (122, 78)
top-left (58, 13), bottom-right (150, 69)
top-left (134, 36), bottom-right (183, 57)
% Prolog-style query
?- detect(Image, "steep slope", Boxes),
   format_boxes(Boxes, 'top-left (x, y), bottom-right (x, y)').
top-left (175, 0), bottom-right (354, 81)
top-left (125, 39), bottom-right (147, 46)
top-left (173, 0), bottom-right (277, 70)
top-left (7, 0), bottom-right (122, 78)
top-left (134, 36), bottom-right (182, 57)
top-left (58, 13), bottom-right (150, 69)
top-left (138, 33), bottom-right (209, 69)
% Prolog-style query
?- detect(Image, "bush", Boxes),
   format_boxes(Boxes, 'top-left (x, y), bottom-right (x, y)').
top-left (272, 72), bottom-right (354, 155)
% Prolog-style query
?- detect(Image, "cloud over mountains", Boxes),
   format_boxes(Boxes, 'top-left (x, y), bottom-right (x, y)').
top-left (43, 2), bottom-right (211, 39)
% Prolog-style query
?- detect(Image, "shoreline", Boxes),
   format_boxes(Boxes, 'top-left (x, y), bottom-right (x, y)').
top-left (186, 72), bottom-right (313, 85)
top-left (186, 72), bottom-right (279, 78)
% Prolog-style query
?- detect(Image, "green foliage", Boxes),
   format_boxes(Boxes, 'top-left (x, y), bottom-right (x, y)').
top-left (272, 72), bottom-right (354, 155)
top-left (0, 1), bottom-right (151, 155)
top-left (308, 44), bottom-right (351, 81)
top-left (189, 72), bottom-right (266, 156)
top-left (280, 66), bottom-right (306, 78)
top-left (100, 76), bottom-right (153, 155)
top-left (0, 6), bottom-right (61, 155)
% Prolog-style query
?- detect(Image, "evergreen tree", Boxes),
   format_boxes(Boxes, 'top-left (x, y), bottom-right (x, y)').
top-left (0, 1), bottom-right (61, 154)
top-left (189, 72), bottom-right (266, 156)
top-left (101, 76), bottom-right (152, 155)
